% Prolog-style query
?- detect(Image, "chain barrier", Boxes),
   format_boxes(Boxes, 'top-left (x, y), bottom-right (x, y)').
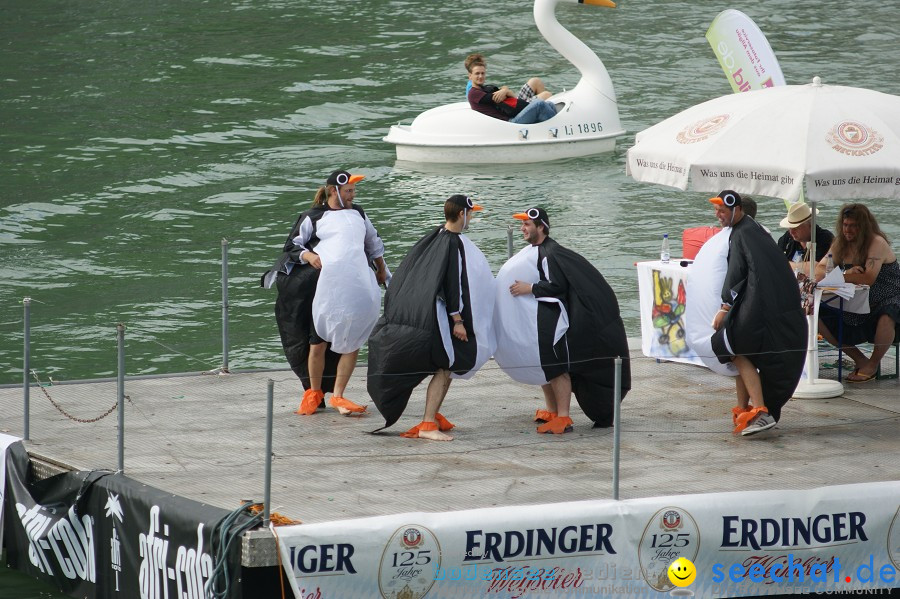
top-left (31, 369), bottom-right (125, 423)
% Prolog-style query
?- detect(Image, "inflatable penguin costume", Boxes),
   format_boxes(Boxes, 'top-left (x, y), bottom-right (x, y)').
top-left (367, 196), bottom-right (496, 429)
top-left (261, 170), bottom-right (384, 396)
top-left (708, 191), bottom-right (806, 424)
top-left (494, 208), bottom-right (631, 427)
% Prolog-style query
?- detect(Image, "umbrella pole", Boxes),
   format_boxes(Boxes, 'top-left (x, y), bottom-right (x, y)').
top-left (793, 198), bottom-right (844, 399)
top-left (807, 199), bottom-right (817, 382)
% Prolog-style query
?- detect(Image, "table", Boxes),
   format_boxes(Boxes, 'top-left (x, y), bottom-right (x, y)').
top-left (635, 260), bottom-right (704, 366)
top-left (793, 284), bottom-right (869, 399)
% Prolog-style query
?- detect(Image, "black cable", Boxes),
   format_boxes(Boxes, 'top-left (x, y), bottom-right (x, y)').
top-left (206, 502), bottom-right (264, 599)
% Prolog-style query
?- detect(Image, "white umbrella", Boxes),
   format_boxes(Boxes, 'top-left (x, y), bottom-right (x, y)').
top-left (626, 76), bottom-right (900, 202)
top-left (626, 76), bottom-right (900, 399)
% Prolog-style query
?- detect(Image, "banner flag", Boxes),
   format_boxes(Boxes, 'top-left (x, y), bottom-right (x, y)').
top-left (2, 441), bottom-right (247, 599)
top-left (275, 481), bottom-right (900, 598)
top-left (706, 9), bottom-right (786, 93)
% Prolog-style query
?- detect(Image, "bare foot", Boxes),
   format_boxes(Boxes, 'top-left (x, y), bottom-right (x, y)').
top-left (417, 429), bottom-right (454, 441)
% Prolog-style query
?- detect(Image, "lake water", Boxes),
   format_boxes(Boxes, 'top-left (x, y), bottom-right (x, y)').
top-left (1, 0), bottom-right (898, 594)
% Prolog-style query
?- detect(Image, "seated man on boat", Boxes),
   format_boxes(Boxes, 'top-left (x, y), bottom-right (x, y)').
top-left (464, 53), bottom-right (558, 125)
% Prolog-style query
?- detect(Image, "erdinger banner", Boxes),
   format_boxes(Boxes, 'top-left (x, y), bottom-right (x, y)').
top-left (275, 481), bottom-right (900, 598)
top-left (3, 441), bottom-right (244, 598)
top-left (706, 9), bottom-right (785, 93)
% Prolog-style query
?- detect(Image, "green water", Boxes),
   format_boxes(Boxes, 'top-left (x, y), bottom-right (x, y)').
top-left (1, 0), bottom-right (899, 594)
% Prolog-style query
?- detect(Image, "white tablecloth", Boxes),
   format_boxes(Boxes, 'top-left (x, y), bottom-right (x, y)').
top-left (636, 260), bottom-right (704, 366)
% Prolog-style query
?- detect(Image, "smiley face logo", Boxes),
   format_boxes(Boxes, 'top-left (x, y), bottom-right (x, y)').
top-left (667, 557), bottom-right (696, 587)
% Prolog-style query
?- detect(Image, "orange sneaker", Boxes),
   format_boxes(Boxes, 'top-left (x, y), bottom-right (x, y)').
top-left (329, 396), bottom-right (367, 415)
top-left (536, 416), bottom-right (573, 434)
top-left (434, 412), bottom-right (455, 431)
top-left (534, 409), bottom-right (557, 423)
top-left (296, 389), bottom-right (324, 415)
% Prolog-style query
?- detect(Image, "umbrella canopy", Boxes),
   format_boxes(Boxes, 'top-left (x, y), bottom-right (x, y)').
top-left (626, 76), bottom-right (900, 201)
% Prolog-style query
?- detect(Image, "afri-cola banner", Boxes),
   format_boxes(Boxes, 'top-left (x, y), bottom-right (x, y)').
top-left (276, 480), bottom-right (900, 598)
top-left (706, 9), bottom-right (786, 93)
top-left (0, 432), bottom-right (21, 543)
top-left (2, 441), bottom-right (247, 599)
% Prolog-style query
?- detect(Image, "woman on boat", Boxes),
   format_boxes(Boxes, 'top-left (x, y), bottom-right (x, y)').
top-left (262, 169), bottom-right (388, 415)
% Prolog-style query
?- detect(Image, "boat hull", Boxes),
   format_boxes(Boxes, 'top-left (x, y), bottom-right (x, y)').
top-left (384, 92), bottom-right (625, 164)
top-left (390, 132), bottom-right (622, 163)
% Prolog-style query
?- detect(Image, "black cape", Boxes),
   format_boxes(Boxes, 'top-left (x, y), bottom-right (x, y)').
top-left (535, 238), bottom-right (632, 427)
top-left (711, 216), bottom-right (807, 421)
top-left (367, 227), bottom-right (481, 428)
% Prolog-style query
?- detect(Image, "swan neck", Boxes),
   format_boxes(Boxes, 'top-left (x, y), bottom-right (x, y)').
top-left (534, 0), bottom-right (615, 96)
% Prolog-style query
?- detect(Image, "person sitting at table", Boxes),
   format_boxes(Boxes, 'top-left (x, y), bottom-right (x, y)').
top-left (777, 202), bottom-right (834, 272)
top-left (815, 203), bottom-right (899, 383)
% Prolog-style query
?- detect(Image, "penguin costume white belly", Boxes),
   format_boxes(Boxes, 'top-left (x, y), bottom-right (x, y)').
top-left (312, 210), bottom-right (380, 354)
top-left (683, 228), bottom-right (739, 376)
top-left (494, 245), bottom-right (568, 385)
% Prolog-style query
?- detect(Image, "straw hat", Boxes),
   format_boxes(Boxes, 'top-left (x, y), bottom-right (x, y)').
top-left (780, 202), bottom-right (818, 228)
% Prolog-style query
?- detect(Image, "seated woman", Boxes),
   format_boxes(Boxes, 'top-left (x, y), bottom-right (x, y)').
top-left (815, 203), bottom-right (899, 382)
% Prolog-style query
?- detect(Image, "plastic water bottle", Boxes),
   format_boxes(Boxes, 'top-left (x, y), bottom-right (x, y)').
top-left (660, 234), bottom-right (670, 264)
top-left (825, 253), bottom-right (834, 274)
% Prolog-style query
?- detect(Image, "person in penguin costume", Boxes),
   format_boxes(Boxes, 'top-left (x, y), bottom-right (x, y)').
top-left (367, 195), bottom-right (496, 440)
top-left (709, 190), bottom-right (807, 436)
top-left (261, 169), bottom-right (388, 416)
top-left (494, 207), bottom-right (630, 433)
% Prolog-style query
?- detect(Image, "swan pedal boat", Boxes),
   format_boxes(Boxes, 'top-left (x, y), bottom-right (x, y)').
top-left (384, 0), bottom-right (625, 164)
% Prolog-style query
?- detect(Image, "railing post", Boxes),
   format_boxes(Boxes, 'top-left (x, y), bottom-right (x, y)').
top-left (264, 379), bottom-right (274, 527)
top-left (23, 297), bottom-right (31, 441)
top-left (612, 357), bottom-right (622, 500)
top-left (221, 238), bottom-right (230, 373)
top-left (117, 323), bottom-right (126, 472)
top-left (507, 225), bottom-right (514, 259)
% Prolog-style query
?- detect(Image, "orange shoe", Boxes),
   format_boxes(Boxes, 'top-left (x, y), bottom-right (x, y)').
top-left (731, 405), bottom-right (752, 426)
top-left (296, 389), bottom-right (324, 415)
top-left (400, 421), bottom-right (438, 438)
top-left (734, 406), bottom-right (767, 434)
top-left (434, 412), bottom-right (455, 431)
top-left (329, 396), bottom-right (367, 415)
top-left (534, 409), bottom-right (557, 423)
top-left (537, 416), bottom-right (573, 434)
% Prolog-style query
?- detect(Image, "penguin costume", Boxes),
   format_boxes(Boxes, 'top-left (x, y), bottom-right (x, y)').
top-left (261, 170), bottom-right (385, 408)
top-left (367, 195), bottom-right (496, 431)
top-left (494, 208), bottom-right (631, 428)
top-left (709, 190), bottom-right (806, 428)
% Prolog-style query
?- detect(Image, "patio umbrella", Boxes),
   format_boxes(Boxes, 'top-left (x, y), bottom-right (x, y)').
top-left (626, 76), bottom-right (900, 399)
top-left (626, 76), bottom-right (900, 202)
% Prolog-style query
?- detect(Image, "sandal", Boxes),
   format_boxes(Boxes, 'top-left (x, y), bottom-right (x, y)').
top-left (846, 370), bottom-right (877, 383)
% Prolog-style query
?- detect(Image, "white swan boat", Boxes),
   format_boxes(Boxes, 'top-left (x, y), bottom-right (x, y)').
top-left (383, 0), bottom-right (625, 164)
